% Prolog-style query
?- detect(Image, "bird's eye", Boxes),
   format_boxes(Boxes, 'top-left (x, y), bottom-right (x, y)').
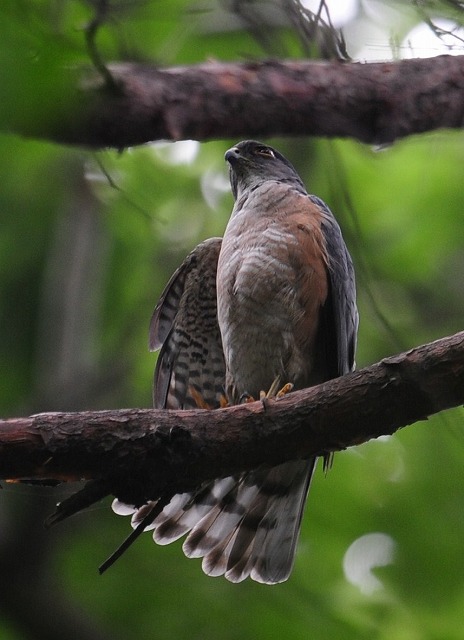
top-left (255, 146), bottom-right (275, 159)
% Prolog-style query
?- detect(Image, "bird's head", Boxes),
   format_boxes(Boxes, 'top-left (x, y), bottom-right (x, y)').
top-left (225, 140), bottom-right (305, 200)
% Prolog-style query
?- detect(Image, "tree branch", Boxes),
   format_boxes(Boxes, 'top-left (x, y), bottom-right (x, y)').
top-left (1, 331), bottom-right (463, 511)
top-left (8, 55), bottom-right (464, 147)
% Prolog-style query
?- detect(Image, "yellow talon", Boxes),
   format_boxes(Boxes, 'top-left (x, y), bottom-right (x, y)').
top-left (239, 379), bottom-right (295, 404)
top-left (190, 387), bottom-right (230, 409)
top-left (189, 386), bottom-right (213, 409)
top-left (276, 382), bottom-right (294, 398)
top-left (260, 378), bottom-right (294, 400)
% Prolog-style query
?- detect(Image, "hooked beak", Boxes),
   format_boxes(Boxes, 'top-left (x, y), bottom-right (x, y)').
top-left (224, 147), bottom-right (240, 164)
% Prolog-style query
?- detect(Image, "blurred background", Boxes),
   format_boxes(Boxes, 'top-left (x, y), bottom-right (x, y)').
top-left (1, 1), bottom-right (464, 639)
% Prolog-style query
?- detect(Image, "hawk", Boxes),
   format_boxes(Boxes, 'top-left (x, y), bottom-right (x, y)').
top-left (113, 140), bottom-right (358, 584)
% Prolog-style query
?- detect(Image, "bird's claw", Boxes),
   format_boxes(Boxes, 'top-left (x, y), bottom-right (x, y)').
top-left (276, 382), bottom-right (294, 397)
top-left (190, 386), bottom-right (230, 409)
top-left (259, 378), bottom-right (294, 400)
top-left (189, 387), bottom-right (212, 409)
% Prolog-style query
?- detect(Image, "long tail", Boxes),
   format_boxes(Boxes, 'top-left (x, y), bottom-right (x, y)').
top-left (113, 457), bottom-right (316, 584)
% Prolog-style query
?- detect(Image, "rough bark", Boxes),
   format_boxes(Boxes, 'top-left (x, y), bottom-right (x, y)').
top-left (0, 330), bottom-right (463, 511)
top-left (9, 55), bottom-right (464, 148)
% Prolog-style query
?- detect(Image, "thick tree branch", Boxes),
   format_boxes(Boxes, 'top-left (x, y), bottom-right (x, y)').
top-left (0, 331), bottom-right (463, 511)
top-left (8, 55), bottom-right (464, 147)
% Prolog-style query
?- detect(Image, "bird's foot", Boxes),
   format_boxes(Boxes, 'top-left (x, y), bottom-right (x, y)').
top-left (237, 380), bottom-right (294, 406)
top-left (238, 392), bottom-right (255, 404)
top-left (189, 387), bottom-right (228, 410)
top-left (219, 394), bottom-right (229, 408)
top-left (259, 377), bottom-right (294, 400)
top-left (276, 382), bottom-right (294, 398)
top-left (189, 387), bottom-right (212, 409)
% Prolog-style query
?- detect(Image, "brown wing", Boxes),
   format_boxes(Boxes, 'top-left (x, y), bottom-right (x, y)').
top-left (149, 237), bottom-right (225, 409)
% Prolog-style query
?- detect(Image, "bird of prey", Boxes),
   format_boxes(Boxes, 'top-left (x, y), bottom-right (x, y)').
top-left (113, 140), bottom-right (358, 584)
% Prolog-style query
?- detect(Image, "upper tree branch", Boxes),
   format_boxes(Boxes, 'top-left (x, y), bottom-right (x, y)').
top-left (8, 55), bottom-right (464, 147)
top-left (0, 331), bottom-right (463, 511)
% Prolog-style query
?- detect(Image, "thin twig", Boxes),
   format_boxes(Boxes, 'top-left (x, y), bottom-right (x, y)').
top-left (84, 0), bottom-right (119, 90)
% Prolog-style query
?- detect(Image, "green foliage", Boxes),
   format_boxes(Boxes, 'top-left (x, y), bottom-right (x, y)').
top-left (0, 2), bottom-right (464, 640)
